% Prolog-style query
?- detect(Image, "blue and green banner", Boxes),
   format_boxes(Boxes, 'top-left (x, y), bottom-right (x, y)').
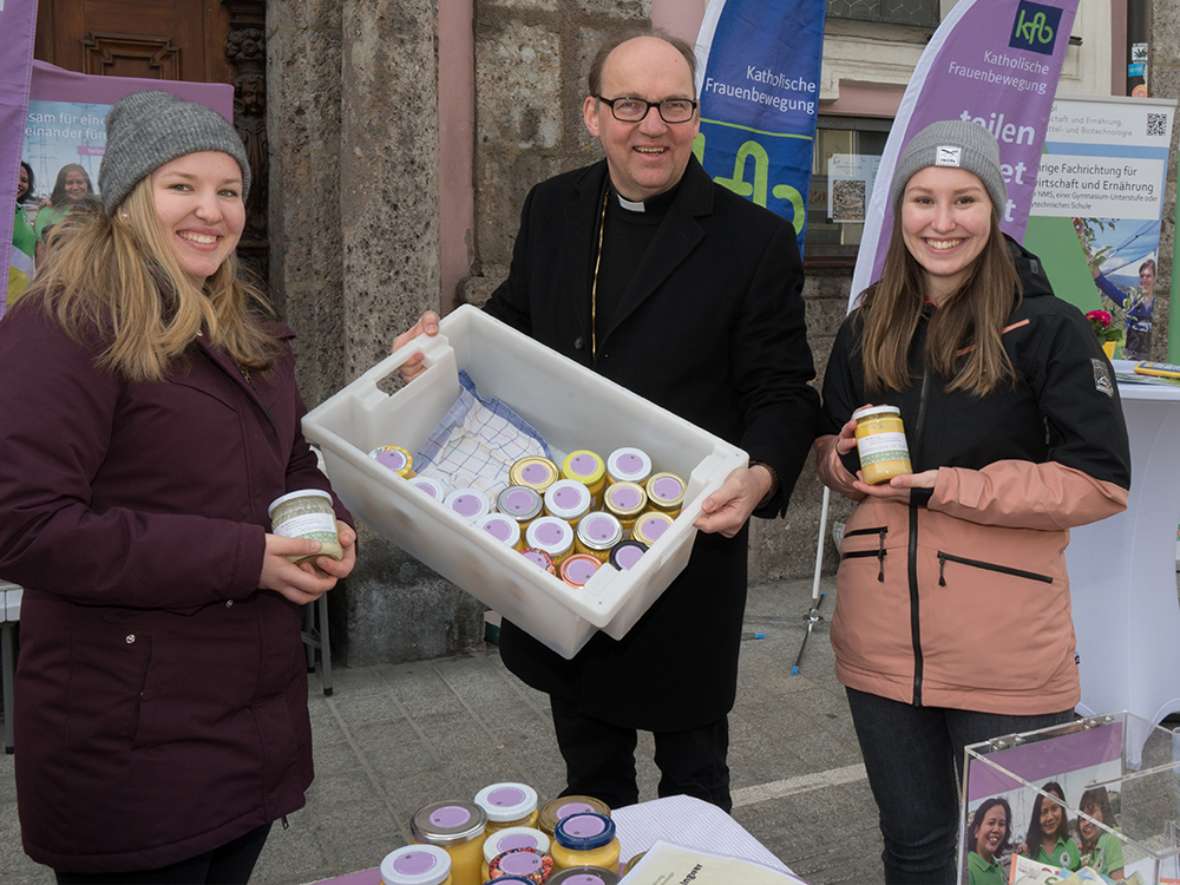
top-left (693, 0), bottom-right (825, 253)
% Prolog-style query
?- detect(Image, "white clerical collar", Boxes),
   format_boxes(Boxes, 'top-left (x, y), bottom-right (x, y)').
top-left (616, 193), bottom-right (646, 213)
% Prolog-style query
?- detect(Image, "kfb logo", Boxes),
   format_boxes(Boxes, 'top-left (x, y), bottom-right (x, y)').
top-left (1009, 1), bottom-right (1062, 55)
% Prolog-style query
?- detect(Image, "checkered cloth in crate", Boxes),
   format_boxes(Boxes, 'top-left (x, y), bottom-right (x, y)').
top-left (414, 371), bottom-right (553, 497)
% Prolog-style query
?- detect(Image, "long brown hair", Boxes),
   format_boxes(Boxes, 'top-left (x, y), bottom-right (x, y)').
top-left (13, 177), bottom-right (278, 382)
top-left (857, 206), bottom-right (1021, 396)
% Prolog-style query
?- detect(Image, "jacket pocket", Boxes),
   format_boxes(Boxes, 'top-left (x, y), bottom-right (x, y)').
top-left (936, 551), bottom-right (1052, 586)
top-left (841, 526), bottom-right (887, 582)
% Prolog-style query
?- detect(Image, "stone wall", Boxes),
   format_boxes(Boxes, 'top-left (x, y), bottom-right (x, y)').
top-left (460, 0), bottom-right (851, 583)
top-left (269, 0), bottom-right (486, 665)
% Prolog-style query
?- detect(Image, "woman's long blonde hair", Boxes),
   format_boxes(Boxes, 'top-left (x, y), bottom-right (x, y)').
top-left (14, 176), bottom-right (278, 382)
top-left (857, 205), bottom-right (1021, 396)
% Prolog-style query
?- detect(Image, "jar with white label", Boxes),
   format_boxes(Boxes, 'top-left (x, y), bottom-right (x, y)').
top-left (476, 513), bottom-right (523, 550)
top-left (852, 404), bottom-right (912, 485)
top-left (444, 488), bottom-right (491, 522)
top-left (267, 489), bottom-right (342, 562)
top-left (605, 446), bottom-right (652, 486)
top-left (544, 480), bottom-right (592, 527)
top-left (380, 844), bottom-right (453, 885)
top-left (524, 517), bottom-right (575, 565)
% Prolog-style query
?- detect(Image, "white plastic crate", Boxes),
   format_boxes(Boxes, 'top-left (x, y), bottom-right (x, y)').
top-left (302, 305), bottom-right (748, 659)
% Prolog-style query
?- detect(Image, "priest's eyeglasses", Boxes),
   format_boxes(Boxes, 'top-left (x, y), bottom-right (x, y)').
top-left (595, 95), bottom-right (699, 124)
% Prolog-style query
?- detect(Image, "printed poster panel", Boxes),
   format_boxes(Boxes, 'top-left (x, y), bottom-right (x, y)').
top-left (10, 61), bottom-right (232, 315)
top-left (1024, 96), bottom-right (1175, 360)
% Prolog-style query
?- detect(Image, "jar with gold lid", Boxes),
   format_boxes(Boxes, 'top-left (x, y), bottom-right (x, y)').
top-left (510, 456), bottom-right (560, 494)
top-left (537, 796), bottom-right (611, 839)
top-left (369, 444), bottom-right (415, 479)
top-left (645, 472), bottom-right (685, 517)
top-left (632, 511), bottom-right (674, 548)
top-left (602, 482), bottom-right (646, 533)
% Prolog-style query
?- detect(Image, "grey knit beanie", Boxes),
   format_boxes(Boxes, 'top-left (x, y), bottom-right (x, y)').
top-left (99, 90), bottom-right (250, 215)
top-left (888, 119), bottom-right (1007, 213)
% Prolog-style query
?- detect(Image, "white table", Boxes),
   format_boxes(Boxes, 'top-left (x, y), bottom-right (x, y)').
top-left (1, 581), bottom-right (21, 754)
top-left (1068, 369), bottom-right (1180, 732)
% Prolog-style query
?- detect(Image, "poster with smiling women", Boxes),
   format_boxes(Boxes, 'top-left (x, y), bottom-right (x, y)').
top-left (3, 59), bottom-right (232, 315)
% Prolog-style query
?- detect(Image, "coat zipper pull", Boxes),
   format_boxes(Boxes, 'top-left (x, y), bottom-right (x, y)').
top-left (938, 553), bottom-right (947, 587)
top-left (877, 530), bottom-right (886, 582)
top-left (281, 815), bottom-right (290, 830)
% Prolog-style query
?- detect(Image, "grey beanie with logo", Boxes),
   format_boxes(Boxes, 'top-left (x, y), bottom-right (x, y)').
top-left (888, 119), bottom-right (1007, 213)
top-left (99, 90), bottom-right (250, 216)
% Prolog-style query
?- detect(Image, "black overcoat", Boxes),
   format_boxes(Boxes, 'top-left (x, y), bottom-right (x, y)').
top-left (484, 157), bottom-right (819, 731)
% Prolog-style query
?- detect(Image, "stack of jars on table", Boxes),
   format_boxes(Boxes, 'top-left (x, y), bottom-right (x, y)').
top-left (378, 781), bottom-right (626, 884)
top-left (369, 444), bottom-right (686, 592)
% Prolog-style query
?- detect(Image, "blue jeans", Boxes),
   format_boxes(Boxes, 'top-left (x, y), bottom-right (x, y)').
top-left (846, 687), bottom-right (1073, 884)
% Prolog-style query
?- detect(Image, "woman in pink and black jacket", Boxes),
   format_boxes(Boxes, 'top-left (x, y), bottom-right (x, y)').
top-left (815, 120), bottom-right (1130, 884)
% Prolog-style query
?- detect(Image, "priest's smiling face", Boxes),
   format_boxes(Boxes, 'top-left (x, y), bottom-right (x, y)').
top-left (582, 36), bottom-right (700, 203)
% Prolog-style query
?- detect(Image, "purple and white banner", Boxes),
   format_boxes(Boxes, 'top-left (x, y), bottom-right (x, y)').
top-left (2, 0), bottom-right (39, 313)
top-left (849, 0), bottom-right (1079, 306)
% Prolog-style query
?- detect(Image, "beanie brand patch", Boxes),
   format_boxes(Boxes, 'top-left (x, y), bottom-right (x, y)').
top-left (935, 146), bottom-right (963, 167)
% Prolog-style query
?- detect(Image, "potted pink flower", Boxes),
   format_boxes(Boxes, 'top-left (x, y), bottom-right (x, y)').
top-left (1086, 309), bottom-right (1122, 359)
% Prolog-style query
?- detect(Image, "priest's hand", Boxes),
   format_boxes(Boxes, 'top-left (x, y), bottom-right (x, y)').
top-left (694, 465), bottom-right (775, 539)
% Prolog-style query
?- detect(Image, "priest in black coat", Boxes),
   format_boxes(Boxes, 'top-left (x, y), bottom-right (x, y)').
top-left (395, 31), bottom-right (819, 811)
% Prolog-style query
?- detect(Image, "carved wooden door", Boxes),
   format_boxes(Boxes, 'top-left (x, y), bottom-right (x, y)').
top-left (33, 0), bottom-right (269, 277)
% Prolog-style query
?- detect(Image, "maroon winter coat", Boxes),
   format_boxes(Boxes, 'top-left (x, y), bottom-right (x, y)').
top-left (0, 303), bottom-right (350, 873)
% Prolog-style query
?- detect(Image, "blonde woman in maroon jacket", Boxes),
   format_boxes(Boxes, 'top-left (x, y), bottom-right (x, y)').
top-left (0, 92), bottom-right (356, 883)
top-left (814, 120), bottom-right (1130, 883)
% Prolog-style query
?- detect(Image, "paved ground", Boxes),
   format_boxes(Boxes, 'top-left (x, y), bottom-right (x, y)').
top-left (0, 575), bottom-right (887, 884)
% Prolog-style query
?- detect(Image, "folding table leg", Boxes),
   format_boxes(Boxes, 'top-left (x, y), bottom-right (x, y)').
top-left (2, 622), bottom-right (15, 754)
top-left (317, 593), bottom-right (333, 697)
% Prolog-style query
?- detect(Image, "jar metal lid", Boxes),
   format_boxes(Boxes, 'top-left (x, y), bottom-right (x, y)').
top-left (476, 513), bottom-right (521, 548)
top-left (609, 540), bottom-right (647, 571)
top-left (497, 486), bottom-right (543, 522)
top-left (852, 404), bottom-right (902, 421)
top-left (408, 476), bottom-right (447, 502)
top-left (410, 800), bottom-right (487, 844)
top-left (560, 554), bottom-right (601, 588)
top-left (525, 517), bottom-right (574, 557)
top-left (562, 449), bottom-right (606, 485)
top-left (645, 472), bottom-right (685, 508)
top-left (510, 456), bottom-right (559, 492)
top-left (538, 795), bottom-right (611, 835)
top-left (633, 511), bottom-right (674, 547)
top-left (554, 812), bottom-right (616, 850)
top-left (547, 868), bottom-right (620, 885)
top-left (576, 512), bottom-right (623, 551)
top-left (603, 482), bottom-right (646, 518)
top-left (444, 488), bottom-right (491, 522)
top-left (267, 488), bottom-right (332, 518)
top-left (482, 826), bottom-right (551, 863)
top-left (380, 844), bottom-right (452, 885)
top-left (369, 444), bottom-right (414, 476)
top-left (521, 547), bottom-right (556, 574)
top-left (544, 480), bottom-right (592, 520)
top-left (474, 782), bottom-right (539, 823)
top-left (606, 447), bottom-right (652, 484)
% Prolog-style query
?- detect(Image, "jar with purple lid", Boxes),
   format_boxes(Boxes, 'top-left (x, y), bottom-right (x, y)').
top-left (537, 796), bottom-right (610, 839)
top-left (474, 782), bottom-right (540, 833)
top-left (632, 511), bottom-right (674, 548)
top-left (543, 480), bottom-right (592, 526)
top-left (410, 800), bottom-right (487, 885)
top-left (380, 843), bottom-right (453, 885)
top-left (605, 446), bottom-right (652, 486)
top-left (520, 547), bottom-right (556, 575)
top-left (602, 481), bottom-right (646, 532)
top-left (476, 513), bottom-right (523, 550)
top-left (524, 517), bottom-right (574, 565)
top-left (485, 847), bottom-right (554, 883)
top-left (509, 456), bottom-right (559, 494)
top-left (481, 826), bottom-right (551, 876)
top-left (497, 485), bottom-right (543, 526)
top-left (546, 868), bottom-right (620, 885)
top-left (408, 475), bottom-right (448, 503)
top-left (608, 539), bottom-right (647, 571)
top-left (369, 444), bottom-right (416, 479)
top-left (559, 554), bottom-right (601, 589)
top-left (573, 512), bottom-right (622, 562)
top-left (443, 488), bottom-right (491, 523)
top-left (645, 472), bottom-right (685, 517)
top-left (551, 813), bottom-right (619, 872)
